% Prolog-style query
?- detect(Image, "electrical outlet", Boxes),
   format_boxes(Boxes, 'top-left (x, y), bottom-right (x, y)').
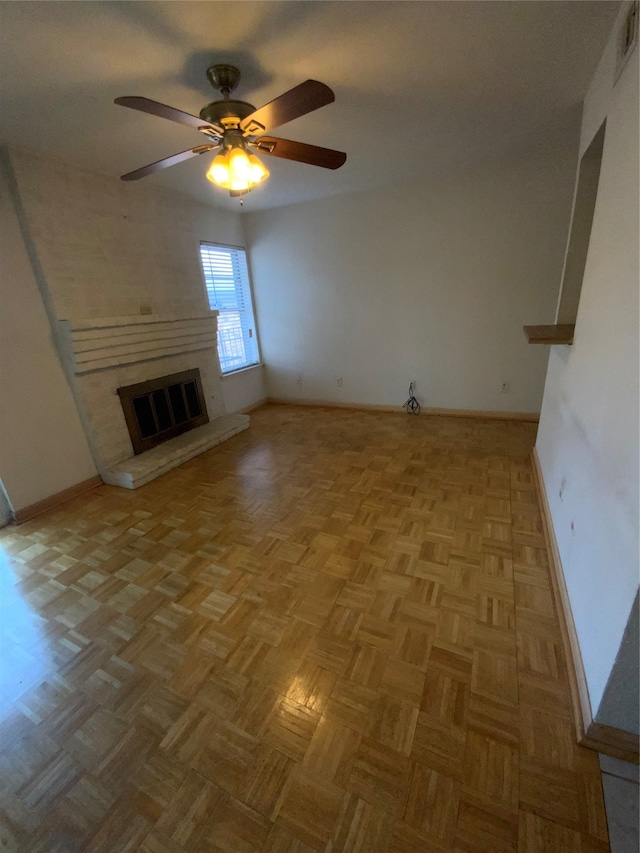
top-left (296, 374), bottom-right (302, 386)
top-left (500, 381), bottom-right (509, 393)
top-left (336, 377), bottom-right (343, 387)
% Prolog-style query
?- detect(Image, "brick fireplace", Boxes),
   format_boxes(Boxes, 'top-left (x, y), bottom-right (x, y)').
top-left (58, 311), bottom-right (249, 488)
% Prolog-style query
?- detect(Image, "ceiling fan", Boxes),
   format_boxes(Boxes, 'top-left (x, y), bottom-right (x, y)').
top-left (114, 63), bottom-right (346, 197)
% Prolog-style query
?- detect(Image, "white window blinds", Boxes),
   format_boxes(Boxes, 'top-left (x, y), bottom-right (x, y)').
top-left (199, 243), bottom-right (259, 374)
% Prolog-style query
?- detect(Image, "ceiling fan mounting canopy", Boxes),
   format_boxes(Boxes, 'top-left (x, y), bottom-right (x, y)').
top-left (114, 61), bottom-right (347, 192)
top-left (206, 63), bottom-right (242, 95)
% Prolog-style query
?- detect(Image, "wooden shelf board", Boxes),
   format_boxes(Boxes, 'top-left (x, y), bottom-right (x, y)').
top-left (523, 324), bottom-right (575, 345)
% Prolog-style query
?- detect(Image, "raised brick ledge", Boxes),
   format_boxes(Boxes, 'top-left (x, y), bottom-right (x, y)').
top-left (59, 313), bottom-right (220, 374)
top-left (101, 413), bottom-right (250, 489)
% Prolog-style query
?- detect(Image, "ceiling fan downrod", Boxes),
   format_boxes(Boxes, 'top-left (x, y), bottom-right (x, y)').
top-left (200, 64), bottom-right (255, 127)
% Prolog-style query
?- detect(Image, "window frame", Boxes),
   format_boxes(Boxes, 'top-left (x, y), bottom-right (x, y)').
top-left (199, 241), bottom-right (261, 376)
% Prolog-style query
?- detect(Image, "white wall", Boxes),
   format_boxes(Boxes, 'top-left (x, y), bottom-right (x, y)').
top-left (244, 149), bottom-right (576, 413)
top-left (221, 366), bottom-right (266, 413)
top-left (0, 151), bottom-right (98, 511)
top-left (536, 7), bottom-right (639, 727)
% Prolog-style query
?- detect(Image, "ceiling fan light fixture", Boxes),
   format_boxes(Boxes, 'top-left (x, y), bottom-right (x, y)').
top-left (207, 150), bottom-right (231, 188)
top-left (228, 146), bottom-right (253, 190)
top-left (248, 152), bottom-right (270, 185)
top-left (206, 145), bottom-right (269, 193)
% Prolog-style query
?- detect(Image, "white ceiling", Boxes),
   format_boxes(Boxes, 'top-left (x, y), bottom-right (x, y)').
top-left (0, 1), bottom-right (618, 213)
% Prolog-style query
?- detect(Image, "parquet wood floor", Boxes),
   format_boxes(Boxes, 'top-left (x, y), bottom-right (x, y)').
top-left (0, 405), bottom-right (609, 852)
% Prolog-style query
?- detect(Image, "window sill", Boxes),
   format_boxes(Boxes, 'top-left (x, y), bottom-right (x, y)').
top-left (221, 363), bottom-right (264, 379)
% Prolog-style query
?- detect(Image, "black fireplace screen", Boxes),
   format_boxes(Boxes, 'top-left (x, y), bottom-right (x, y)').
top-left (118, 368), bottom-right (209, 455)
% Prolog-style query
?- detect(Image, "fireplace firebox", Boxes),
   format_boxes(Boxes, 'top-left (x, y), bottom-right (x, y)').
top-left (117, 368), bottom-right (209, 455)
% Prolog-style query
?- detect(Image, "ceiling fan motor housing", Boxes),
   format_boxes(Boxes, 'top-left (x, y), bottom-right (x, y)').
top-left (199, 99), bottom-right (256, 127)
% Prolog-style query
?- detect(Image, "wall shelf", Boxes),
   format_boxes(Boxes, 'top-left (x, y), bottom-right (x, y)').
top-left (523, 324), bottom-right (575, 345)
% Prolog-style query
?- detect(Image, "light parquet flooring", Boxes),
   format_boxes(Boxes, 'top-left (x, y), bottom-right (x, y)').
top-left (0, 405), bottom-right (609, 852)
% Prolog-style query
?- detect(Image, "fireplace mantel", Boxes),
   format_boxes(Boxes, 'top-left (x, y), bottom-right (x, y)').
top-left (59, 312), bottom-right (220, 374)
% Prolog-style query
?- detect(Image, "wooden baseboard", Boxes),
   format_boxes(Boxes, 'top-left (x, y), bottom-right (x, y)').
top-left (424, 406), bottom-right (539, 422)
top-left (531, 448), bottom-right (593, 739)
top-left (267, 397), bottom-right (539, 423)
top-left (532, 448), bottom-right (639, 764)
top-left (14, 476), bottom-right (103, 524)
top-left (268, 397), bottom-right (399, 413)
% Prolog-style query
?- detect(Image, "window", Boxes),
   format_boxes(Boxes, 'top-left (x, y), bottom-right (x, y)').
top-left (199, 243), bottom-right (260, 374)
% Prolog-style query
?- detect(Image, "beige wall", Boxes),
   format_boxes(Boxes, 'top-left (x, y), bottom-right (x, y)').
top-left (245, 148), bottom-right (577, 414)
top-left (0, 150), bottom-right (97, 511)
top-left (221, 365), bottom-right (266, 413)
top-left (536, 7), bottom-right (639, 728)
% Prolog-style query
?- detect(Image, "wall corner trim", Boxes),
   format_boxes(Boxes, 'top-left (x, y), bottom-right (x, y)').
top-left (531, 447), bottom-right (640, 764)
top-left (13, 476), bottom-right (103, 524)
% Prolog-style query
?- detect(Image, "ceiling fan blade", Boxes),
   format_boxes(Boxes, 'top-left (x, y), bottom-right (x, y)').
top-left (240, 80), bottom-right (335, 134)
top-left (115, 96), bottom-right (223, 136)
top-left (254, 136), bottom-right (346, 170)
top-left (120, 145), bottom-right (216, 181)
